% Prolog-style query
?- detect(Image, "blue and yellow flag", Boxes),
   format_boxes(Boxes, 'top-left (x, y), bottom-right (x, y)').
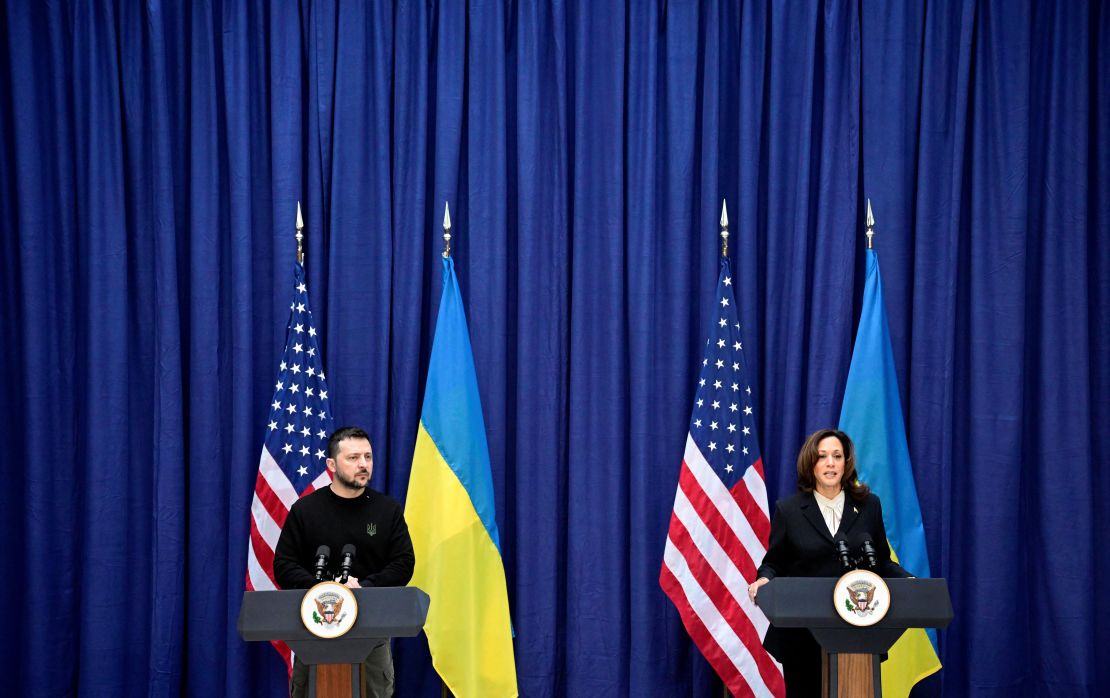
top-left (406, 257), bottom-right (518, 698)
top-left (839, 248), bottom-right (941, 697)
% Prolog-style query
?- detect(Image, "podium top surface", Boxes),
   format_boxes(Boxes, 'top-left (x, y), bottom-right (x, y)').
top-left (237, 586), bottom-right (430, 643)
top-left (758, 577), bottom-right (953, 630)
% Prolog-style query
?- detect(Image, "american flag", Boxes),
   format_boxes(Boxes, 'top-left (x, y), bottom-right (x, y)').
top-left (245, 261), bottom-right (335, 669)
top-left (660, 259), bottom-right (785, 697)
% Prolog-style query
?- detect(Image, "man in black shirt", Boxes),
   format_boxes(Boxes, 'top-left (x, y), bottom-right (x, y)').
top-left (274, 426), bottom-right (415, 698)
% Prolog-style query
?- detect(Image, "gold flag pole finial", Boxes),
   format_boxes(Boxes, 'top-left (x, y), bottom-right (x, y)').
top-left (442, 201), bottom-right (452, 258)
top-left (865, 198), bottom-right (875, 250)
top-left (720, 199), bottom-right (730, 257)
top-left (296, 201), bottom-right (305, 265)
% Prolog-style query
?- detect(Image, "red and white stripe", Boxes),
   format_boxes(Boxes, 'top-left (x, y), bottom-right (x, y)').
top-left (661, 435), bottom-right (785, 697)
top-left (245, 446), bottom-right (331, 669)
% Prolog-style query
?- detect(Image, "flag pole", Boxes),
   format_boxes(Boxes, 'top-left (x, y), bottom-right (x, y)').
top-left (442, 201), bottom-right (452, 258)
top-left (865, 198), bottom-right (875, 250)
top-left (720, 199), bottom-right (730, 698)
top-left (720, 199), bottom-right (729, 257)
top-left (296, 201), bottom-right (305, 264)
top-left (440, 198), bottom-right (453, 698)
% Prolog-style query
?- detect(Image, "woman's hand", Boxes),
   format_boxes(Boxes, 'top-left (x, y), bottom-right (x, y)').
top-left (748, 577), bottom-right (770, 603)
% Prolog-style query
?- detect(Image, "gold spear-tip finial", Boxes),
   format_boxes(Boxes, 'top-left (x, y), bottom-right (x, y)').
top-left (720, 199), bottom-right (730, 257)
top-left (865, 198), bottom-right (875, 250)
top-left (442, 201), bottom-right (452, 258)
top-left (296, 201), bottom-right (305, 264)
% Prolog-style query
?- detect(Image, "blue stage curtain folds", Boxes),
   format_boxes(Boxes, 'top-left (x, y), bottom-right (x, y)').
top-left (0, 1), bottom-right (1106, 696)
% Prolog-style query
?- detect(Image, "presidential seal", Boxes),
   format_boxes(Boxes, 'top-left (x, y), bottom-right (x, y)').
top-left (300, 581), bottom-right (359, 638)
top-left (833, 569), bottom-right (890, 627)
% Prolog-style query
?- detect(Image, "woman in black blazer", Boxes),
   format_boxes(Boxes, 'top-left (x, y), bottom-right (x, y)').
top-left (748, 428), bottom-right (909, 697)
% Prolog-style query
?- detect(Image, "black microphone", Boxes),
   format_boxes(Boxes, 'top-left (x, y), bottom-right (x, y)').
top-left (337, 544), bottom-right (357, 584)
top-left (313, 545), bottom-right (331, 581)
top-left (834, 535), bottom-right (853, 572)
top-left (859, 534), bottom-right (879, 570)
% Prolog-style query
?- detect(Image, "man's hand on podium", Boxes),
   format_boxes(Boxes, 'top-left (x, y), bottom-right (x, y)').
top-left (343, 576), bottom-right (361, 589)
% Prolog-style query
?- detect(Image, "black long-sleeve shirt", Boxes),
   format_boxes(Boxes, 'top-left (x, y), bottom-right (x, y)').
top-left (274, 486), bottom-right (415, 589)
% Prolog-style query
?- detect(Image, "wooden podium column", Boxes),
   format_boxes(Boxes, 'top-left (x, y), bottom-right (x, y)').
top-left (822, 650), bottom-right (878, 698)
top-left (309, 663), bottom-right (363, 698)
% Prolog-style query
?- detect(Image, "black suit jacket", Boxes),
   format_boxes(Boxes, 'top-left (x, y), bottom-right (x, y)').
top-left (756, 491), bottom-right (908, 663)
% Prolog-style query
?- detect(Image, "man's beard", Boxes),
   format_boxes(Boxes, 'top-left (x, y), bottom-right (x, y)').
top-left (335, 470), bottom-right (368, 490)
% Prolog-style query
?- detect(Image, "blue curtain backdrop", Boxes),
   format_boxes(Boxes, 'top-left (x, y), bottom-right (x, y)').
top-left (1, 1), bottom-right (1106, 696)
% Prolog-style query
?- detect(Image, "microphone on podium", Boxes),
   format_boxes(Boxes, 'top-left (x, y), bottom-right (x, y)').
top-left (313, 545), bottom-right (331, 581)
top-left (834, 535), bottom-right (853, 573)
top-left (858, 534), bottom-right (879, 570)
top-left (337, 544), bottom-right (357, 584)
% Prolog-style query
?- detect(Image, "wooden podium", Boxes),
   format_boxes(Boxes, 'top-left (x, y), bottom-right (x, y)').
top-left (237, 586), bottom-right (429, 698)
top-left (757, 577), bottom-right (952, 698)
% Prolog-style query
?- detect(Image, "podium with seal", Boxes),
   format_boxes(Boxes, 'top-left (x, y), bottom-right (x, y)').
top-left (757, 575), bottom-right (952, 698)
top-left (238, 584), bottom-right (430, 698)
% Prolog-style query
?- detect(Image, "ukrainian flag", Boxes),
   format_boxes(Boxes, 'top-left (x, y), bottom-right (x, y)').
top-left (406, 256), bottom-right (518, 698)
top-left (839, 248), bottom-right (942, 698)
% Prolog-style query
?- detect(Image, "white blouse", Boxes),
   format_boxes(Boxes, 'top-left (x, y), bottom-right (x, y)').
top-left (813, 489), bottom-right (845, 535)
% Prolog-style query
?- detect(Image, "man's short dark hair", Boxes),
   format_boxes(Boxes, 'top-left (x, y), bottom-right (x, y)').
top-left (327, 426), bottom-right (371, 459)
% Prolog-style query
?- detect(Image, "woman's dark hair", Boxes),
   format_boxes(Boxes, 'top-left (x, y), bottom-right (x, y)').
top-left (795, 428), bottom-right (870, 502)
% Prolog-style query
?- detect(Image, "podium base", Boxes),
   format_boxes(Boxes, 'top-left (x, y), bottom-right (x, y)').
top-left (822, 650), bottom-right (880, 698)
top-left (307, 663), bottom-right (363, 698)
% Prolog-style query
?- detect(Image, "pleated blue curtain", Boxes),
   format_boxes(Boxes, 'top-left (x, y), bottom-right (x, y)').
top-left (0, 2), bottom-right (1105, 697)
top-left (861, 2), bottom-right (1110, 694)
